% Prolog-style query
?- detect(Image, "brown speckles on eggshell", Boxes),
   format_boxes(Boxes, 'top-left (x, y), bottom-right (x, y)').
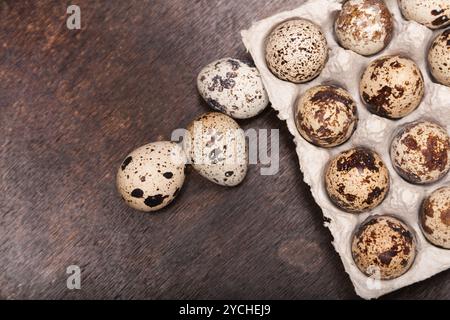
top-left (163, 172), bottom-right (173, 179)
top-left (441, 208), bottom-right (450, 226)
top-left (428, 28), bottom-right (450, 87)
top-left (295, 85), bottom-right (358, 148)
top-left (131, 188), bottom-right (144, 198)
top-left (336, 148), bottom-right (379, 173)
top-left (352, 215), bottom-right (416, 280)
top-left (116, 142), bottom-right (186, 212)
top-left (420, 187), bottom-right (450, 249)
top-left (121, 156), bottom-right (133, 171)
top-left (399, 0), bottom-right (450, 30)
top-left (360, 55), bottom-right (425, 119)
top-left (325, 148), bottom-right (390, 213)
top-left (184, 112), bottom-right (248, 187)
top-left (335, 0), bottom-right (393, 56)
top-left (265, 19), bottom-right (328, 83)
top-left (402, 135), bottom-right (419, 151)
top-left (391, 121), bottom-right (450, 184)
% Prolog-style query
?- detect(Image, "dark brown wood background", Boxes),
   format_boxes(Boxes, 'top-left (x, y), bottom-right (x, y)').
top-left (1, 0), bottom-right (449, 300)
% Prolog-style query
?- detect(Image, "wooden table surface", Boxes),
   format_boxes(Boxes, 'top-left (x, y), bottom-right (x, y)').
top-left (1, 0), bottom-right (449, 300)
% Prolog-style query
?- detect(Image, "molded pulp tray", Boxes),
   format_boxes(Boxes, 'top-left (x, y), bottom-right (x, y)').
top-left (242, 0), bottom-right (450, 299)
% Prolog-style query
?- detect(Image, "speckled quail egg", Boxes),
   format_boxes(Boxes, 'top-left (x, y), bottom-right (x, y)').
top-left (398, 0), bottom-right (450, 30)
top-left (295, 85), bottom-right (358, 148)
top-left (360, 55), bottom-right (425, 119)
top-left (197, 58), bottom-right (269, 119)
top-left (116, 141), bottom-right (186, 212)
top-left (325, 147), bottom-right (390, 213)
top-left (335, 0), bottom-right (394, 56)
top-left (421, 186), bottom-right (450, 249)
top-left (391, 121), bottom-right (450, 185)
top-left (352, 215), bottom-right (416, 280)
top-left (428, 29), bottom-right (450, 87)
top-left (184, 112), bottom-right (247, 187)
top-left (265, 19), bottom-right (328, 83)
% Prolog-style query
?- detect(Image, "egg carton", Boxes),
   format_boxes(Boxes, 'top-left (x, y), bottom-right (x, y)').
top-left (241, 0), bottom-right (450, 299)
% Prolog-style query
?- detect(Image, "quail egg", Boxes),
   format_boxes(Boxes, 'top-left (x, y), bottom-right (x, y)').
top-left (197, 58), bottom-right (269, 119)
top-left (421, 186), bottom-right (450, 249)
top-left (335, 0), bottom-right (394, 56)
top-left (265, 19), bottom-right (328, 83)
top-left (325, 147), bottom-right (390, 213)
top-left (116, 141), bottom-right (186, 212)
top-left (398, 0), bottom-right (450, 30)
top-left (184, 112), bottom-right (247, 187)
top-left (428, 29), bottom-right (450, 87)
top-left (360, 55), bottom-right (425, 119)
top-left (391, 121), bottom-right (450, 184)
top-left (352, 215), bottom-right (416, 280)
top-left (295, 85), bottom-right (358, 148)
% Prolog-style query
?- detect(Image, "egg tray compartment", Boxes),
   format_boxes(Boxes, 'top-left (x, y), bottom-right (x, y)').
top-left (242, 0), bottom-right (450, 299)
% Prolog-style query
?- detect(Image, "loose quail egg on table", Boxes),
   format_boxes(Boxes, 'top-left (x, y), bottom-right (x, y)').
top-left (360, 55), bottom-right (425, 119)
top-left (325, 148), bottom-right (390, 213)
top-left (421, 186), bottom-right (450, 249)
top-left (352, 215), bottom-right (417, 280)
top-left (265, 18), bottom-right (329, 83)
top-left (390, 121), bottom-right (450, 185)
top-left (184, 112), bottom-right (248, 187)
top-left (116, 142), bottom-right (186, 212)
top-left (295, 85), bottom-right (358, 148)
top-left (335, 0), bottom-right (394, 56)
top-left (197, 58), bottom-right (269, 119)
top-left (428, 29), bottom-right (450, 87)
top-left (398, 0), bottom-right (450, 30)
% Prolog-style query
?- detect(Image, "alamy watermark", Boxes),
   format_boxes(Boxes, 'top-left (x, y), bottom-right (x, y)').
top-left (66, 5), bottom-right (81, 30)
top-left (365, 266), bottom-right (382, 290)
top-left (66, 265), bottom-right (81, 290)
top-left (171, 126), bottom-right (280, 176)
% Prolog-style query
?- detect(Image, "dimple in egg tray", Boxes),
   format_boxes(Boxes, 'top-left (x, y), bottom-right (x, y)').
top-left (242, 0), bottom-right (450, 299)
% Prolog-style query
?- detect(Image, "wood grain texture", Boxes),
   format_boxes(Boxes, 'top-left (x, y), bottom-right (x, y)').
top-left (0, 0), bottom-right (449, 300)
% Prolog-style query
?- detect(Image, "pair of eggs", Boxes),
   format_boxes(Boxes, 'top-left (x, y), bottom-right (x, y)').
top-left (264, 1), bottom-right (450, 88)
top-left (325, 120), bottom-right (450, 215)
top-left (352, 185), bottom-right (450, 281)
top-left (295, 54), bottom-right (426, 151)
top-left (264, 0), bottom-right (394, 84)
top-left (116, 112), bottom-right (248, 213)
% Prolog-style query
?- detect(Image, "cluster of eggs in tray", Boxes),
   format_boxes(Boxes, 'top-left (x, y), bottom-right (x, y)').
top-left (242, 0), bottom-right (450, 299)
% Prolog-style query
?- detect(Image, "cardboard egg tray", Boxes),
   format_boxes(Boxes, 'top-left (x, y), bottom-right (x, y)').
top-left (242, 0), bottom-right (450, 299)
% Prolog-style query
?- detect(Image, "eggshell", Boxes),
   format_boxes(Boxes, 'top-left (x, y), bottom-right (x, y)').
top-left (420, 186), bottom-right (450, 249)
top-left (184, 112), bottom-right (248, 187)
top-left (116, 142), bottom-right (186, 212)
top-left (295, 85), bottom-right (358, 148)
top-left (428, 29), bottom-right (450, 87)
top-left (197, 58), bottom-right (269, 119)
top-left (360, 55), bottom-right (425, 119)
top-left (265, 19), bottom-right (328, 83)
top-left (325, 147), bottom-right (390, 213)
top-left (335, 0), bottom-right (394, 56)
top-left (391, 121), bottom-right (450, 185)
top-left (398, 0), bottom-right (450, 30)
top-left (352, 215), bottom-right (417, 280)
